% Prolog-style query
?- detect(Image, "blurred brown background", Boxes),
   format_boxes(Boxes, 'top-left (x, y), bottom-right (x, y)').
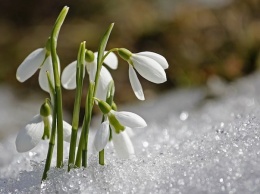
top-left (0, 0), bottom-right (260, 115)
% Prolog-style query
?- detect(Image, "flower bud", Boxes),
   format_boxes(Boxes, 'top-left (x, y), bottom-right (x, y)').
top-left (118, 48), bottom-right (132, 61)
top-left (40, 100), bottom-right (51, 117)
top-left (85, 50), bottom-right (95, 62)
top-left (98, 100), bottom-right (112, 114)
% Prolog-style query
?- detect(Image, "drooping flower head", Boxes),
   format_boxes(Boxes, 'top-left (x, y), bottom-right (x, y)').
top-left (16, 39), bottom-right (56, 92)
top-left (118, 48), bottom-right (168, 100)
top-left (93, 100), bottom-right (147, 158)
top-left (61, 51), bottom-right (118, 101)
top-left (15, 100), bottom-right (72, 153)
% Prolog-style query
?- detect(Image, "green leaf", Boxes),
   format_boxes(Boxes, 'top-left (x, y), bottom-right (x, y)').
top-left (96, 23), bottom-right (114, 81)
top-left (76, 41), bottom-right (86, 86)
top-left (52, 6), bottom-right (69, 41)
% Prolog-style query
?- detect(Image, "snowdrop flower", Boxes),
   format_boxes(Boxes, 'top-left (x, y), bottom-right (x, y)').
top-left (16, 46), bottom-right (55, 92)
top-left (93, 100), bottom-right (147, 158)
top-left (118, 48), bottom-right (168, 100)
top-left (15, 102), bottom-right (72, 153)
top-left (61, 51), bottom-right (117, 101)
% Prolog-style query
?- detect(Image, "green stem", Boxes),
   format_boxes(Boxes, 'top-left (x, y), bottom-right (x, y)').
top-left (55, 86), bottom-right (63, 168)
top-left (99, 114), bottom-right (106, 166)
top-left (42, 96), bottom-right (57, 181)
top-left (102, 48), bottom-right (119, 64)
top-left (99, 149), bottom-right (105, 165)
top-left (50, 6), bottom-right (69, 168)
top-left (76, 23), bottom-right (114, 168)
top-left (98, 81), bottom-right (115, 165)
top-left (68, 130), bottom-right (77, 169)
top-left (68, 41), bottom-right (85, 171)
top-left (42, 142), bottom-right (55, 181)
top-left (74, 117), bottom-right (85, 167)
top-left (82, 83), bottom-right (94, 167)
top-left (99, 113), bottom-right (106, 165)
top-left (75, 82), bottom-right (94, 168)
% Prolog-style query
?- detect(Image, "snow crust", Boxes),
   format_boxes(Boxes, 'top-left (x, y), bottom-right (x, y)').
top-left (1, 73), bottom-right (260, 193)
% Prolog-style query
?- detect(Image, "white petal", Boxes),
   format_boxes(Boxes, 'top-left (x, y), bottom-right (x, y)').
top-left (95, 66), bottom-right (113, 101)
top-left (61, 61), bottom-right (77, 89)
top-left (16, 48), bottom-right (46, 82)
top-left (112, 130), bottom-right (134, 159)
top-left (125, 127), bottom-right (135, 137)
top-left (137, 51), bottom-right (169, 69)
top-left (131, 55), bottom-right (167, 83)
top-left (129, 65), bottom-right (145, 100)
top-left (111, 110), bottom-right (147, 128)
top-left (15, 114), bottom-right (44, 152)
top-left (94, 51), bottom-right (118, 70)
top-left (38, 56), bottom-right (53, 92)
top-left (86, 60), bottom-right (97, 83)
top-left (63, 120), bottom-right (72, 143)
top-left (104, 51), bottom-right (118, 69)
top-left (94, 121), bottom-right (110, 152)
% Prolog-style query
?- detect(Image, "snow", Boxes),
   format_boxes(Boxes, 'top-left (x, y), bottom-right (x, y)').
top-left (1, 72), bottom-right (260, 193)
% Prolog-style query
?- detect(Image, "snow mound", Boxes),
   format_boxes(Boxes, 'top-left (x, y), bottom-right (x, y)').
top-left (1, 73), bottom-right (260, 193)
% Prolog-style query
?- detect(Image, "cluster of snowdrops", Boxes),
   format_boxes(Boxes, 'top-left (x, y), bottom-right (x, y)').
top-left (15, 6), bottom-right (168, 181)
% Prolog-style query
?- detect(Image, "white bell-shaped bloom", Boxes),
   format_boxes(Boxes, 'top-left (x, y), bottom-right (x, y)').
top-left (130, 52), bottom-right (168, 100)
top-left (97, 100), bottom-right (147, 130)
top-left (110, 110), bottom-right (147, 128)
top-left (93, 121), bottom-right (135, 159)
top-left (16, 114), bottom-right (46, 153)
top-left (131, 51), bottom-right (168, 79)
top-left (119, 49), bottom-right (168, 101)
top-left (15, 114), bottom-right (72, 153)
top-left (93, 109), bottom-right (146, 158)
top-left (16, 48), bottom-right (54, 92)
top-left (61, 51), bottom-right (117, 101)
